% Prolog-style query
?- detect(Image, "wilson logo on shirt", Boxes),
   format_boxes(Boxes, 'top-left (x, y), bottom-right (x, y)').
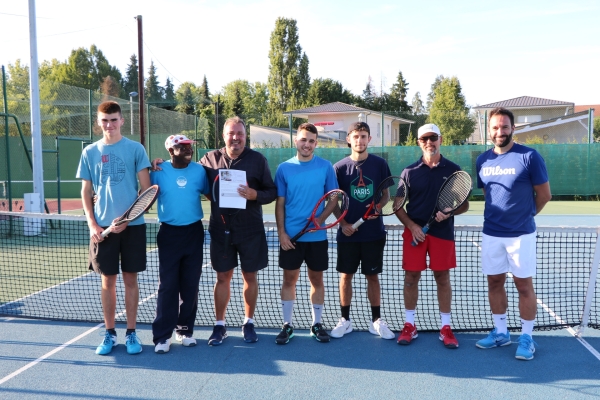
top-left (100, 152), bottom-right (126, 186)
top-left (481, 166), bottom-right (516, 176)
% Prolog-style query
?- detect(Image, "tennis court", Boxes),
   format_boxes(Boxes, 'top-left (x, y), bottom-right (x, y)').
top-left (1, 209), bottom-right (600, 398)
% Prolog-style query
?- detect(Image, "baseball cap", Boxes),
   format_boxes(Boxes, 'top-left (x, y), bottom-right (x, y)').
top-left (165, 134), bottom-right (195, 150)
top-left (347, 121), bottom-right (370, 135)
top-left (417, 123), bottom-right (441, 138)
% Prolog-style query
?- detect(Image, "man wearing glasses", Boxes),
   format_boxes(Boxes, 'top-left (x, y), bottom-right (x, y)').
top-left (394, 123), bottom-right (469, 349)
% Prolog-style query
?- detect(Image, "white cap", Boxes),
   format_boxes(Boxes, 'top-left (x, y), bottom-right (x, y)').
top-left (417, 123), bottom-right (441, 138)
top-left (164, 134), bottom-right (195, 150)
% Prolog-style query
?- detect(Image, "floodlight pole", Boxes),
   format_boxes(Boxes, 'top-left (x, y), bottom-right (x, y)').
top-left (129, 92), bottom-right (138, 135)
top-left (136, 15), bottom-right (146, 148)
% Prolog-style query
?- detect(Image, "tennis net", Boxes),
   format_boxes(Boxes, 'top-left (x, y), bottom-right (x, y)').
top-left (1, 211), bottom-right (599, 333)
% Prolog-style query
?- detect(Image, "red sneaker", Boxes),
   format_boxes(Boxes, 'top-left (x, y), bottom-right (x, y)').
top-left (439, 325), bottom-right (459, 349)
top-left (397, 322), bottom-right (418, 345)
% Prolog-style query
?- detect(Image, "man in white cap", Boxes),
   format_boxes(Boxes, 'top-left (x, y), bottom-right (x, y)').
top-left (151, 134), bottom-right (209, 353)
top-left (394, 123), bottom-right (469, 349)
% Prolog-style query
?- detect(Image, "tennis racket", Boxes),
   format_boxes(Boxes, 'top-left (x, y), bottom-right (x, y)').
top-left (411, 170), bottom-right (472, 246)
top-left (290, 189), bottom-right (349, 243)
top-left (101, 185), bottom-right (159, 238)
top-left (352, 176), bottom-right (407, 229)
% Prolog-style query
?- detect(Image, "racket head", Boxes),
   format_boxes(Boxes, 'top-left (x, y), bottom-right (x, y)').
top-left (314, 189), bottom-right (350, 229)
top-left (121, 185), bottom-right (160, 223)
top-left (373, 176), bottom-right (407, 216)
top-left (436, 171), bottom-right (472, 214)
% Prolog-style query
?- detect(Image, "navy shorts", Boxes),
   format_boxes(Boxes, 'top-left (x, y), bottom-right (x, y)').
top-left (279, 240), bottom-right (328, 272)
top-left (336, 238), bottom-right (386, 275)
top-left (88, 224), bottom-right (147, 275)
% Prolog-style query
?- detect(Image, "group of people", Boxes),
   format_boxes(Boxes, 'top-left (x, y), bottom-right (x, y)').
top-left (77, 101), bottom-right (550, 361)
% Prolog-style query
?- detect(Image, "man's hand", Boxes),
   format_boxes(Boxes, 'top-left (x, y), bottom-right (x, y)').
top-left (151, 158), bottom-right (165, 171)
top-left (279, 232), bottom-right (295, 251)
top-left (409, 223), bottom-right (426, 244)
top-left (340, 220), bottom-right (357, 237)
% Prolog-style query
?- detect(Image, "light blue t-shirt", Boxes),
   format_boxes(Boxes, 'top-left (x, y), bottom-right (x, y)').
top-left (76, 137), bottom-right (151, 227)
top-left (476, 143), bottom-right (549, 237)
top-left (150, 161), bottom-right (209, 226)
top-left (275, 155), bottom-right (338, 242)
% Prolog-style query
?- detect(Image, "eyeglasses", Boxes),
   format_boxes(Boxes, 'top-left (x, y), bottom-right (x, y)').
top-left (418, 135), bottom-right (439, 143)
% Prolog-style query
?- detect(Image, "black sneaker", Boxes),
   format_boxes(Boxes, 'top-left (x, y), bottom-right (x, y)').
top-left (242, 322), bottom-right (258, 343)
top-left (275, 323), bottom-right (294, 345)
top-left (208, 325), bottom-right (227, 346)
top-left (310, 323), bottom-right (330, 343)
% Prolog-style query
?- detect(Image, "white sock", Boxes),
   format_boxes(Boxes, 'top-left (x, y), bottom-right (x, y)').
top-left (243, 317), bottom-right (254, 325)
top-left (282, 300), bottom-right (294, 325)
top-left (215, 320), bottom-right (225, 326)
top-left (493, 314), bottom-right (507, 335)
top-left (521, 319), bottom-right (534, 336)
top-left (405, 310), bottom-right (415, 325)
top-left (441, 312), bottom-right (451, 328)
top-left (312, 304), bottom-right (324, 325)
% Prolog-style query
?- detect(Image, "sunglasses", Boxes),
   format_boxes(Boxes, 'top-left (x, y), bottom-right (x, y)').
top-left (418, 135), bottom-right (439, 143)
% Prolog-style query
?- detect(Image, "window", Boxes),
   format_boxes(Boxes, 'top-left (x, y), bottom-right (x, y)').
top-left (517, 115), bottom-right (541, 124)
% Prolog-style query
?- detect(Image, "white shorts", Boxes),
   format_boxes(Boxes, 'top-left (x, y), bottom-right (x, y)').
top-left (481, 232), bottom-right (537, 278)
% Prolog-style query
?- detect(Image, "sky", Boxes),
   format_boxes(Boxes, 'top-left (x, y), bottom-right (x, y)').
top-left (2, 0), bottom-right (599, 107)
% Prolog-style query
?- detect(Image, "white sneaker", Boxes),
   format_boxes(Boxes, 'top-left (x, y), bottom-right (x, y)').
top-left (369, 318), bottom-right (395, 340)
top-left (176, 333), bottom-right (197, 347)
top-left (154, 339), bottom-right (171, 354)
top-left (330, 318), bottom-right (353, 338)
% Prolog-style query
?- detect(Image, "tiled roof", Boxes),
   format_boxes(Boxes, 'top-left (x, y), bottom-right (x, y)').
top-left (284, 102), bottom-right (366, 114)
top-left (474, 96), bottom-right (574, 109)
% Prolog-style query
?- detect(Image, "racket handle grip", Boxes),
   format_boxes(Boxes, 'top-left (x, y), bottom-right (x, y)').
top-left (411, 226), bottom-right (430, 246)
top-left (351, 219), bottom-right (365, 229)
top-left (290, 232), bottom-right (301, 243)
top-left (100, 226), bottom-right (111, 238)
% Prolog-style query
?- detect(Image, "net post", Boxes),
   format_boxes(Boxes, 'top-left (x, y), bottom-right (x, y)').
top-left (576, 227), bottom-right (600, 337)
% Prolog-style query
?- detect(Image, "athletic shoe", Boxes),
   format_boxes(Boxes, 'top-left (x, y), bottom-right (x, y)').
top-left (330, 318), bottom-right (353, 338)
top-left (175, 333), bottom-right (197, 347)
top-left (154, 339), bottom-right (171, 354)
top-left (95, 331), bottom-right (117, 355)
top-left (475, 328), bottom-right (511, 349)
top-left (275, 323), bottom-right (294, 345)
top-left (515, 334), bottom-right (537, 360)
top-left (125, 332), bottom-right (143, 354)
top-left (369, 318), bottom-right (395, 340)
top-left (310, 323), bottom-right (330, 343)
top-left (439, 325), bottom-right (459, 349)
top-left (397, 322), bottom-right (418, 345)
top-left (208, 325), bottom-right (227, 346)
top-left (242, 322), bottom-right (258, 343)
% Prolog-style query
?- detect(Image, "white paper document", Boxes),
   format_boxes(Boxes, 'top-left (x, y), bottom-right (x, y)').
top-left (219, 169), bottom-right (246, 209)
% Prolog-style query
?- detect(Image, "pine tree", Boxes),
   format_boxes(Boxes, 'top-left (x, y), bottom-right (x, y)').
top-left (389, 71), bottom-right (411, 112)
top-left (361, 76), bottom-right (376, 109)
top-left (428, 76), bottom-right (475, 144)
top-left (144, 60), bottom-right (163, 106)
top-left (411, 92), bottom-right (425, 114)
top-left (123, 54), bottom-right (139, 96)
top-left (164, 77), bottom-right (175, 110)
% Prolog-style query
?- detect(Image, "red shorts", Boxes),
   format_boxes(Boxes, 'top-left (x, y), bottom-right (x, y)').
top-left (402, 228), bottom-right (456, 271)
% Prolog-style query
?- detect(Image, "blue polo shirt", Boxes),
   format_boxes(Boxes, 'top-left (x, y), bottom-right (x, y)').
top-left (400, 155), bottom-right (462, 241)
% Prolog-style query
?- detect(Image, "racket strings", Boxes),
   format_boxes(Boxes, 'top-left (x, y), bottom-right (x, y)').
top-left (321, 190), bottom-right (349, 227)
top-left (437, 174), bottom-right (471, 212)
top-left (374, 177), bottom-right (406, 215)
top-left (126, 187), bottom-right (158, 220)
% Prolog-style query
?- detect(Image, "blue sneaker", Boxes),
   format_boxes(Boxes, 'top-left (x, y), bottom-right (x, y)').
top-left (125, 332), bottom-right (143, 354)
top-left (242, 322), bottom-right (258, 343)
top-left (208, 325), bottom-right (228, 346)
top-left (515, 334), bottom-right (537, 360)
top-left (96, 331), bottom-right (117, 355)
top-left (476, 328), bottom-right (511, 349)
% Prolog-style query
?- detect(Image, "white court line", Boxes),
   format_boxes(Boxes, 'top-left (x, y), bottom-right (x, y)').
top-left (537, 298), bottom-right (600, 361)
top-left (0, 290), bottom-right (158, 386)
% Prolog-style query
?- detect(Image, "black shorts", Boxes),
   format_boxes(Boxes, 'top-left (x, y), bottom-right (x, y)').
top-left (279, 240), bottom-right (328, 272)
top-left (336, 238), bottom-right (386, 275)
top-left (89, 224), bottom-right (147, 275)
top-left (210, 231), bottom-right (268, 273)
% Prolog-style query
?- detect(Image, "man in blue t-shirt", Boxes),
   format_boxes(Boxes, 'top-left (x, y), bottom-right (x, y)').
top-left (475, 107), bottom-right (551, 361)
top-left (330, 122), bottom-right (395, 340)
top-left (395, 123), bottom-right (469, 349)
top-left (77, 101), bottom-right (151, 356)
top-left (275, 123), bottom-right (338, 344)
top-left (151, 134), bottom-right (209, 354)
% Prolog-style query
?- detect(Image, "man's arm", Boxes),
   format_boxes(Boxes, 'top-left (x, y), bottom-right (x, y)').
top-left (533, 181), bottom-right (551, 215)
top-left (138, 168), bottom-right (151, 192)
top-left (395, 207), bottom-right (426, 244)
top-left (81, 179), bottom-right (103, 243)
top-left (276, 196), bottom-right (294, 251)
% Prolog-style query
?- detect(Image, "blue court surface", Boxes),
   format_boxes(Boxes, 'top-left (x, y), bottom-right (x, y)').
top-left (1, 316), bottom-right (600, 399)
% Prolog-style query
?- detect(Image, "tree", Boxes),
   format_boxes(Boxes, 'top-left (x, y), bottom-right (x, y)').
top-left (164, 77), bottom-right (175, 110)
top-left (360, 76), bottom-right (376, 109)
top-left (306, 78), bottom-right (357, 106)
top-left (199, 75), bottom-right (210, 99)
top-left (100, 76), bottom-right (121, 98)
top-left (427, 76), bottom-right (475, 144)
top-left (123, 54), bottom-right (139, 96)
top-left (426, 75), bottom-right (444, 112)
top-left (174, 82), bottom-right (198, 115)
top-left (388, 71), bottom-right (411, 112)
top-left (267, 17), bottom-right (309, 112)
top-left (594, 118), bottom-right (600, 142)
top-left (6, 60), bottom-right (30, 100)
top-left (411, 92), bottom-right (425, 114)
top-left (144, 60), bottom-right (162, 106)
